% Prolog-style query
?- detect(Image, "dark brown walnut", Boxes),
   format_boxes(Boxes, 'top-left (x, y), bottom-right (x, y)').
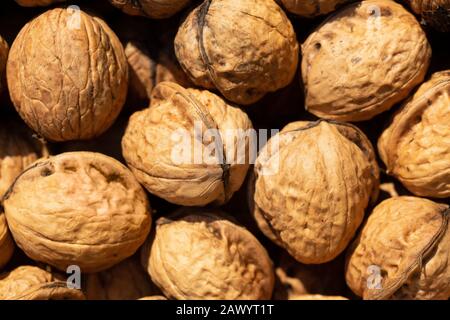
top-left (175, 0), bottom-right (299, 105)
top-left (408, 0), bottom-right (450, 32)
top-left (0, 265), bottom-right (84, 300)
top-left (7, 8), bottom-right (128, 142)
top-left (0, 213), bottom-right (14, 270)
top-left (378, 71), bottom-right (450, 198)
top-left (14, 0), bottom-right (66, 6)
top-left (85, 256), bottom-right (161, 300)
top-left (277, 0), bottom-right (352, 17)
top-left (122, 82), bottom-right (253, 206)
top-left (273, 251), bottom-right (346, 299)
top-left (250, 120), bottom-right (379, 264)
top-left (302, 0), bottom-right (431, 121)
top-left (3, 152), bottom-right (151, 273)
top-left (0, 120), bottom-right (48, 198)
top-left (109, 0), bottom-right (191, 19)
top-left (346, 196), bottom-right (450, 300)
top-left (0, 35), bottom-right (8, 95)
top-left (141, 208), bottom-right (274, 300)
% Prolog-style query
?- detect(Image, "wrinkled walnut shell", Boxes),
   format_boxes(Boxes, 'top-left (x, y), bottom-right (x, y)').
top-left (141, 208), bottom-right (275, 300)
top-left (278, 0), bottom-right (351, 17)
top-left (301, 0), bottom-right (431, 121)
top-left (175, 0), bottom-right (299, 105)
top-left (0, 120), bottom-right (48, 198)
top-left (109, 0), bottom-right (191, 19)
top-left (0, 213), bottom-right (14, 270)
top-left (4, 152), bottom-right (151, 273)
top-left (122, 81), bottom-right (253, 206)
top-left (346, 196), bottom-right (450, 300)
top-left (7, 8), bottom-right (128, 142)
top-left (378, 71), bottom-right (450, 198)
top-left (85, 256), bottom-right (161, 300)
top-left (250, 120), bottom-right (379, 264)
top-left (408, 0), bottom-right (450, 32)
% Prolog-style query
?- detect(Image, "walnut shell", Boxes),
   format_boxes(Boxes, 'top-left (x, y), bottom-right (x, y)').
top-left (273, 251), bottom-right (346, 299)
top-left (7, 8), bottom-right (128, 142)
top-left (0, 265), bottom-right (84, 300)
top-left (3, 152), bottom-right (151, 273)
top-left (346, 196), bottom-right (450, 300)
top-left (290, 294), bottom-right (348, 300)
top-left (122, 82), bottom-right (253, 206)
top-left (250, 120), bottom-right (379, 264)
top-left (0, 35), bottom-right (8, 95)
top-left (175, 0), bottom-right (299, 105)
top-left (141, 208), bottom-right (274, 300)
top-left (408, 0), bottom-right (450, 32)
top-left (0, 213), bottom-right (14, 270)
top-left (301, 0), bottom-right (431, 121)
top-left (85, 256), bottom-right (161, 300)
top-left (14, 0), bottom-right (65, 6)
top-left (378, 71), bottom-right (450, 198)
top-left (278, 0), bottom-right (351, 17)
top-left (0, 120), bottom-right (48, 198)
top-left (108, 0), bottom-right (191, 19)
top-left (139, 295), bottom-right (167, 300)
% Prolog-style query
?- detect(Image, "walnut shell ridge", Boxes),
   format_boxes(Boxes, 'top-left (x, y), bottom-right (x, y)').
top-left (109, 0), bottom-right (191, 19)
top-left (175, 0), bottom-right (299, 105)
top-left (278, 0), bottom-right (351, 17)
top-left (345, 196), bottom-right (450, 300)
top-left (250, 120), bottom-right (379, 264)
top-left (301, 0), bottom-right (431, 121)
top-left (3, 152), bottom-right (151, 273)
top-left (122, 81), bottom-right (253, 206)
top-left (7, 8), bottom-right (128, 142)
top-left (378, 71), bottom-right (450, 198)
top-left (141, 208), bottom-right (275, 300)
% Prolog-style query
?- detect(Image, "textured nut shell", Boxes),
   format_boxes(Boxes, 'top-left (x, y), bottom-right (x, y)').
top-left (139, 295), bottom-right (167, 300)
top-left (378, 71), bottom-right (450, 198)
top-left (175, 0), bottom-right (299, 105)
top-left (122, 82), bottom-right (252, 206)
top-left (278, 0), bottom-right (351, 17)
top-left (290, 294), bottom-right (348, 300)
top-left (346, 196), bottom-right (450, 300)
top-left (109, 0), bottom-right (191, 19)
top-left (0, 35), bottom-right (8, 95)
top-left (408, 0), bottom-right (450, 32)
top-left (0, 214), bottom-right (14, 270)
top-left (7, 8), bottom-right (128, 142)
top-left (273, 251), bottom-right (346, 299)
top-left (252, 121), bottom-right (379, 264)
top-left (0, 122), bottom-right (47, 198)
top-left (0, 265), bottom-right (52, 299)
top-left (15, 0), bottom-right (66, 6)
top-left (4, 152), bottom-right (151, 273)
top-left (85, 256), bottom-right (160, 300)
top-left (301, 0), bottom-right (431, 121)
top-left (142, 209), bottom-right (275, 300)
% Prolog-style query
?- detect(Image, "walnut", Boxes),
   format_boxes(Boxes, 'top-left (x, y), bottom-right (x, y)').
top-left (139, 295), bottom-right (167, 300)
top-left (0, 213), bottom-right (14, 270)
top-left (141, 208), bottom-right (274, 300)
top-left (378, 71), bottom-right (450, 198)
top-left (85, 256), bottom-right (161, 300)
top-left (108, 0), bottom-right (191, 19)
top-left (3, 152), bottom-right (151, 273)
top-left (346, 196), bottom-right (449, 300)
top-left (250, 120), bottom-right (379, 264)
top-left (408, 0), bottom-right (450, 32)
top-left (175, 0), bottom-right (299, 105)
top-left (7, 8), bottom-right (128, 142)
top-left (0, 35), bottom-right (8, 95)
top-left (277, 0), bottom-right (351, 17)
top-left (0, 265), bottom-right (84, 300)
top-left (301, 0), bottom-right (431, 121)
top-left (14, 0), bottom-right (66, 7)
top-left (122, 82), bottom-right (253, 206)
top-left (290, 294), bottom-right (348, 300)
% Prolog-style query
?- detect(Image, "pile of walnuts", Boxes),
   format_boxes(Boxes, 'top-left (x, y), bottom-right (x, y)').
top-left (0, 0), bottom-right (448, 300)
